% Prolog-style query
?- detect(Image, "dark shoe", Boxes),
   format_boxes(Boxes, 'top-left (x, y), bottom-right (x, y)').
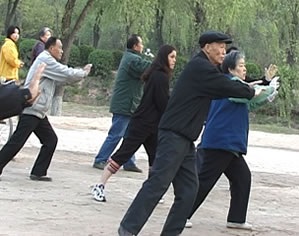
top-left (123, 165), bottom-right (142, 173)
top-left (118, 225), bottom-right (135, 236)
top-left (93, 161), bottom-right (106, 170)
top-left (29, 174), bottom-right (52, 181)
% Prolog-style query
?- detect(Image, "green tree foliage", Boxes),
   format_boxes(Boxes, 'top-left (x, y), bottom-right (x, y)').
top-left (245, 62), bottom-right (262, 79)
top-left (18, 38), bottom-right (35, 67)
top-left (2, 0), bottom-right (299, 125)
top-left (19, 0), bottom-right (58, 37)
top-left (171, 55), bottom-right (188, 86)
top-left (276, 65), bottom-right (299, 126)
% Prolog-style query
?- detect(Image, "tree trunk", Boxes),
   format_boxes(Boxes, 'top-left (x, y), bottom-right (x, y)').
top-left (50, 85), bottom-right (64, 116)
top-left (286, 3), bottom-right (299, 67)
top-left (189, 2), bottom-right (206, 57)
top-left (93, 23), bottom-right (100, 48)
top-left (3, 0), bottom-right (20, 34)
top-left (93, 9), bottom-right (103, 48)
top-left (50, 0), bottom-right (95, 116)
top-left (155, 7), bottom-right (164, 47)
top-left (124, 11), bottom-right (133, 39)
top-left (194, 2), bottom-right (206, 27)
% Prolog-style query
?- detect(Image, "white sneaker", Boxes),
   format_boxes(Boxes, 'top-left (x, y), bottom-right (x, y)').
top-left (226, 222), bottom-right (252, 230)
top-left (91, 184), bottom-right (106, 202)
top-left (158, 197), bottom-right (165, 204)
top-left (185, 219), bottom-right (193, 228)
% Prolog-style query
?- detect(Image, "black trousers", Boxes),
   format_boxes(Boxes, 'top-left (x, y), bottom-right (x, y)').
top-left (188, 148), bottom-right (251, 223)
top-left (111, 120), bottom-right (157, 167)
top-left (120, 130), bottom-right (198, 236)
top-left (0, 114), bottom-right (57, 176)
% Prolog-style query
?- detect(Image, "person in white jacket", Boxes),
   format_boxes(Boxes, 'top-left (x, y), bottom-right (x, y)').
top-left (0, 37), bottom-right (92, 181)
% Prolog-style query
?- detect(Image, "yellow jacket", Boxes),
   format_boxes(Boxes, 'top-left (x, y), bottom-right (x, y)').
top-left (0, 38), bottom-right (22, 81)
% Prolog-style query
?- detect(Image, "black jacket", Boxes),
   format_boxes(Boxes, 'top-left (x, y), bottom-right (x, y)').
top-left (131, 69), bottom-right (169, 130)
top-left (159, 51), bottom-right (255, 141)
top-left (0, 83), bottom-right (31, 120)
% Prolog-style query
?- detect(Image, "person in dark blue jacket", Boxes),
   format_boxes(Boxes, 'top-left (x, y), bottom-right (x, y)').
top-left (186, 50), bottom-right (278, 231)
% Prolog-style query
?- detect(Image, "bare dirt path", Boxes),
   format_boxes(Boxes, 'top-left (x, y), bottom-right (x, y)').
top-left (0, 115), bottom-right (299, 236)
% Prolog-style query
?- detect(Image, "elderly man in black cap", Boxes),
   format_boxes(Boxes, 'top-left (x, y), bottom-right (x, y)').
top-left (117, 30), bottom-right (261, 236)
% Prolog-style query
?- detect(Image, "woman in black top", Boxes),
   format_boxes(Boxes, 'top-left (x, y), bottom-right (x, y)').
top-left (91, 44), bottom-right (177, 202)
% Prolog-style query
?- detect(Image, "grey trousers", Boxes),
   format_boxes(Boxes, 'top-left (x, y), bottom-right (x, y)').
top-left (120, 130), bottom-right (199, 236)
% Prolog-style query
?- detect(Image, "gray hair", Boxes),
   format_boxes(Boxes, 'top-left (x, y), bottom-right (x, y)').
top-left (221, 51), bottom-right (245, 74)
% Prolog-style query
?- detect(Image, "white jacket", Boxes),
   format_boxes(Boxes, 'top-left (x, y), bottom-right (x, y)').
top-left (23, 50), bottom-right (88, 118)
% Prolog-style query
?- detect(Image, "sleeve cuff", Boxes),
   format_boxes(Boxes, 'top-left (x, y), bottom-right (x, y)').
top-left (20, 88), bottom-right (32, 107)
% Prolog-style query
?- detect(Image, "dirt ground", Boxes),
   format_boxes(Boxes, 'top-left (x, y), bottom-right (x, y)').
top-left (0, 115), bottom-right (299, 236)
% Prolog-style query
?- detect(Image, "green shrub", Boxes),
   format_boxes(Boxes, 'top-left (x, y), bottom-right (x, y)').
top-left (68, 45), bottom-right (81, 67)
top-left (246, 62), bottom-right (262, 79)
top-left (0, 36), bottom-right (5, 46)
top-left (19, 67), bottom-right (28, 81)
top-left (275, 65), bottom-right (298, 125)
top-left (252, 64), bottom-right (299, 128)
top-left (88, 49), bottom-right (114, 79)
top-left (19, 38), bottom-right (36, 68)
top-left (111, 50), bottom-right (123, 69)
top-left (79, 44), bottom-right (94, 65)
top-left (63, 76), bottom-right (113, 106)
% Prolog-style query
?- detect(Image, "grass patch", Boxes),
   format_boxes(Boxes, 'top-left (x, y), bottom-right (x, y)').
top-left (250, 112), bottom-right (299, 134)
top-left (250, 123), bottom-right (299, 134)
top-left (62, 102), bottom-right (110, 118)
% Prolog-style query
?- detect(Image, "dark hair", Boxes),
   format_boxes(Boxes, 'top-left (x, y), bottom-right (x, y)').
top-left (226, 46), bottom-right (239, 54)
top-left (6, 25), bottom-right (20, 38)
top-left (221, 50), bottom-right (245, 74)
top-left (127, 34), bottom-right (141, 49)
top-left (45, 36), bottom-right (58, 49)
top-left (39, 27), bottom-right (52, 38)
top-left (141, 44), bottom-right (176, 82)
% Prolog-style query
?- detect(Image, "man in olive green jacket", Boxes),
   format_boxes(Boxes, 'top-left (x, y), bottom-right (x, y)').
top-left (93, 34), bottom-right (151, 172)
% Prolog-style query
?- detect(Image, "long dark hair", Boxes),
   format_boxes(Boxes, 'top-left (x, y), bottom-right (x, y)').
top-left (6, 25), bottom-right (20, 39)
top-left (141, 44), bottom-right (176, 82)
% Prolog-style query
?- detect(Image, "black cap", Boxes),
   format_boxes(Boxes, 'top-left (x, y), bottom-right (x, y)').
top-left (199, 30), bottom-right (232, 48)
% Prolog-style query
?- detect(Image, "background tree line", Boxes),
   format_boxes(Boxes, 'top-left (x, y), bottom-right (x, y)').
top-left (0, 0), bottom-right (299, 128)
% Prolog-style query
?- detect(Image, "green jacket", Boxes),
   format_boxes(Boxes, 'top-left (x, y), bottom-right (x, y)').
top-left (110, 49), bottom-right (151, 116)
top-left (229, 76), bottom-right (275, 111)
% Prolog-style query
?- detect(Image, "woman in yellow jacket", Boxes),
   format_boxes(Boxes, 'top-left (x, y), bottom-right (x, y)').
top-left (0, 25), bottom-right (24, 83)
